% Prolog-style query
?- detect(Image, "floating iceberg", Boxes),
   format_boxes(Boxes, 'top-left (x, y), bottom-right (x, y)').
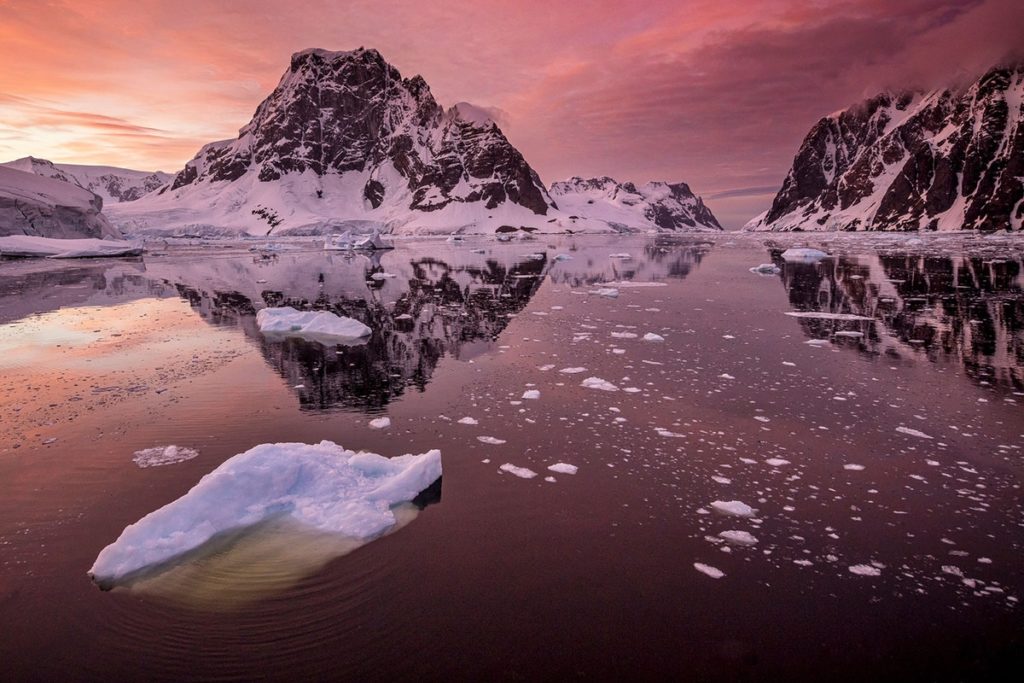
top-left (323, 230), bottom-right (354, 251)
top-left (0, 235), bottom-right (143, 259)
top-left (133, 445), bottom-right (199, 469)
top-left (352, 229), bottom-right (394, 250)
top-left (581, 377), bottom-right (619, 391)
top-left (256, 306), bottom-right (371, 344)
top-left (89, 441), bottom-right (442, 586)
top-left (780, 247), bottom-right (829, 262)
top-left (749, 263), bottom-right (780, 275)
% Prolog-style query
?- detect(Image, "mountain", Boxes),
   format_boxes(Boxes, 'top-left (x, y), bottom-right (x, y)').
top-left (549, 176), bottom-right (722, 232)
top-left (0, 166), bottom-right (120, 239)
top-left (747, 63), bottom-right (1024, 232)
top-left (111, 47), bottom-right (557, 236)
top-left (1, 157), bottom-right (171, 204)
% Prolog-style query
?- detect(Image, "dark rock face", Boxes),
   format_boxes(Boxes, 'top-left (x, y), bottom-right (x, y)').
top-left (753, 63), bottom-right (1024, 232)
top-left (168, 48), bottom-right (553, 216)
top-left (549, 176), bottom-right (722, 231)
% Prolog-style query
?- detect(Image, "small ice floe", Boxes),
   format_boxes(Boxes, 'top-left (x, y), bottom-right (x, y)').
top-left (609, 253), bottom-right (632, 260)
top-left (711, 476), bottom-right (732, 485)
top-left (749, 263), bottom-right (780, 275)
top-left (477, 436), bottom-right (507, 445)
top-left (642, 333), bottom-right (664, 342)
top-left (718, 530), bottom-right (758, 546)
top-left (764, 458), bottom-right (790, 467)
top-left (581, 377), bottom-right (619, 391)
top-left (499, 463), bottom-right (537, 479)
top-left (369, 417), bottom-right (391, 429)
top-left (590, 288), bottom-right (619, 299)
top-left (781, 248), bottom-right (829, 262)
top-left (522, 390), bottom-right (540, 400)
top-left (256, 307), bottom-right (371, 344)
top-left (784, 311), bottom-right (873, 321)
top-left (719, 373), bottom-right (736, 380)
top-left (538, 364), bottom-right (556, 371)
top-left (848, 564), bottom-right (882, 577)
top-left (553, 254), bottom-right (572, 261)
top-left (611, 331), bottom-right (638, 339)
top-left (0, 235), bottom-right (143, 259)
top-left (89, 441), bottom-right (441, 586)
top-left (833, 331), bottom-right (864, 338)
top-left (369, 272), bottom-right (396, 280)
top-left (605, 281), bottom-right (667, 288)
top-left (844, 463), bottom-right (865, 471)
top-left (805, 339), bottom-right (830, 346)
top-left (895, 426), bottom-right (933, 439)
top-left (457, 417), bottom-right (479, 425)
top-left (559, 367), bottom-right (587, 374)
top-left (710, 500), bottom-right (756, 518)
top-left (655, 428), bottom-right (685, 438)
top-left (548, 463), bottom-right (578, 475)
top-left (132, 445), bottom-right (199, 469)
top-left (693, 562), bottom-right (725, 579)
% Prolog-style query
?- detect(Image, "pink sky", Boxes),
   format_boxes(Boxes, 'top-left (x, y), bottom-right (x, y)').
top-left (1, 0), bottom-right (1021, 226)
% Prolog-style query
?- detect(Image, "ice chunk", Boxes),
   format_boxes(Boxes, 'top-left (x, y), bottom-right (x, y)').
top-left (581, 377), bottom-right (619, 391)
top-left (710, 500), bottom-right (755, 517)
top-left (784, 311), bottom-right (873, 321)
top-left (642, 333), bottom-right (664, 342)
top-left (499, 463), bottom-right (537, 479)
top-left (477, 436), bottom-right (507, 445)
top-left (522, 390), bottom-right (540, 400)
top-left (559, 367), bottom-right (587, 374)
top-left (848, 564), bottom-right (881, 576)
top-left (764, 458), bottom-right (790, 467)
top-left (749, 263), bottom-right (780, 275)
top-left (780, 248), bottom-right (829, 262)
top-left (368, 417), bottom-right (391, 429)
top-left (844, 463), bottom-right (865, 471)
top-left (132, 445), bottom-right (199, 469)
top-left (693, 562), bottom-right (725, 579)
top-left (457, 417), bottom-right (479, 425)
top-left (547, 463), bottom-right (578, 475)
top-left (89, 441), bottom-right (441, 585)
top-left (256, 307), bottom-right (371, 344)
top-left (895, 426), bottom-right (932, 439)
top-left (718, 530), bottom-right (758, 546)
top-left (590, 288), bottom-right (619, 298)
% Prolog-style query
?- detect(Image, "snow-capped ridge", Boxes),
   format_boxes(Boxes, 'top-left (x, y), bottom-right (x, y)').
top-left (550, 175), bottom-right (722, 231)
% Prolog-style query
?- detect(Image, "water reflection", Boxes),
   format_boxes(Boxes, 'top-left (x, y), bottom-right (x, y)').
top-left (774, 251), bottom-right (1024, 391)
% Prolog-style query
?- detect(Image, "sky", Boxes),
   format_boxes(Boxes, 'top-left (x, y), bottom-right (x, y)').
top-left (1, 0), bottom-right (1021, 228)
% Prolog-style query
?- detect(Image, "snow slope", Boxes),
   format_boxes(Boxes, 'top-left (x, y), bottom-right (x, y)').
top-left (0, 166), bottom-right (120, 239)
top-left (1, 156), bottom-right (171, 204)
top-left (550, 176), bottom-right (722, 232)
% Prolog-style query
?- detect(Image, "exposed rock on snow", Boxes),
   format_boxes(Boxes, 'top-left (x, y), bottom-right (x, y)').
top-left (1, 156), bottom-right (171, 204)
top-left (89, 440), bottom-right (442, 585)
top-left (747, 62), bottom-right (1024, 232)
top-left (256, 306), bottom-right (371, 343)
top-left (0, 166), bottom-right (121, 239)
top-left (549, 176), bottom-right (722, 232)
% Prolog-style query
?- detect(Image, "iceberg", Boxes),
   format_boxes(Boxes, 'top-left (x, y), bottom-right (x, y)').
top-left (89, 440), bottom-right (442, 586)
top-left (256, 306), bottom-right (371, 344)
top-left (780, 247), bottom-right (829, 262)
top-left (352, 229), bottom-right (394, 251)
top-left (0, 235), bottom-right (142, 259)
top-left (323, 230), bottom-right (354, 251)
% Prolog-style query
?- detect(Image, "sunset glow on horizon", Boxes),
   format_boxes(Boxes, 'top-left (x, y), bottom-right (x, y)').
top-left (2, 0), bottom-right (1021, 226)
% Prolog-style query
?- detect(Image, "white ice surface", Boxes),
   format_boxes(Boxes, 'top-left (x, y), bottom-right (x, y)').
top-left (90, 441), bottom-right (442, 583)
top-left (256, 306), bottom-right (371, 343)
top-left (0, 235), bottom-right (142, 258)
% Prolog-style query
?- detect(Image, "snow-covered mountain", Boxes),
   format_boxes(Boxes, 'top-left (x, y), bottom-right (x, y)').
top-left (0, 166), bottom-right (120, 239)
top-left (549, 176), bottom-right (721, 232)
top-left (1, 157), bottom-right (170, 204)
top-left (111, 47), bottom-right (557, 236)
top-left (747, 62), bottom-right (1024, 232)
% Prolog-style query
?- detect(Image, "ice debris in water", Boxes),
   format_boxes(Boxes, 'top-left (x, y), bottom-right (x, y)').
top-left (784, 311), bottom-right (874, 321)
top-left (369, 417), bottom-right (391, 429)
top-left (848, 564), bottom-right (882, 577)
top-left (718, 530), bottom-right (758, 546)
top-left (590, 287), bottom-right (620, 299)
top-left (547, 463), bottom-right (578, 475)
top-left (457, 417), bottom-right (479, 425)
top-left (581, 377), bottom-right (619, 391)
top-left (643, 333), bottom-right (664, 342)
top-left (694, 563), bottom-right (725, 579)
top-left (477, 436), bottom-right (507, 445)
top-left (780, 248), bottom-right (829, 262)
top-left (256, 307), bottom-right (371, 343)
top-left (844, 463), bottom-right (865, 471)
top-left (749, 263), bottom-right (780, 275)
top-left (710, 500), bottom-right (756, 517)
top-left (132, 445), bottom-right (199, 469)
top-left (522, 390), bottom-right (540, 400)
top-left (89, 441), bottom-right (442, 585)
top-left (559, 367), bottom-right (587, 374)
top-left (895, 426), bottom-right (933, 439)
top-left (499, 463), bottom-right (537, 479)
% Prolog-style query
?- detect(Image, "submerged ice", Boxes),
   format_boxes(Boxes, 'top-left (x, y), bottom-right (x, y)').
top-left (89, 441), bottom-right (442, 585)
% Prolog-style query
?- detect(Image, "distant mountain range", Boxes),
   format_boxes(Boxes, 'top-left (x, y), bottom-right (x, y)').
top-left (747, 62), bottom-right (1023, 232)
top-left (3, 50), bottom-right (1021, 240)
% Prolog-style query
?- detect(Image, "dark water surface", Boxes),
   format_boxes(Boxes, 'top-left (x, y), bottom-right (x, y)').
top-left (1, 235), bottom-right (1023, 681)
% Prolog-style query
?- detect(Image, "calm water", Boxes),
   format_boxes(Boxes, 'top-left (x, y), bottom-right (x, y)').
top-left (1, 234), bottom-right (1023, 681)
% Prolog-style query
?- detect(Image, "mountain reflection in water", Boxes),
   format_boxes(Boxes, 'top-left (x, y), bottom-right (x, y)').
top-left (775, 251), bottom-right (1024, 391)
